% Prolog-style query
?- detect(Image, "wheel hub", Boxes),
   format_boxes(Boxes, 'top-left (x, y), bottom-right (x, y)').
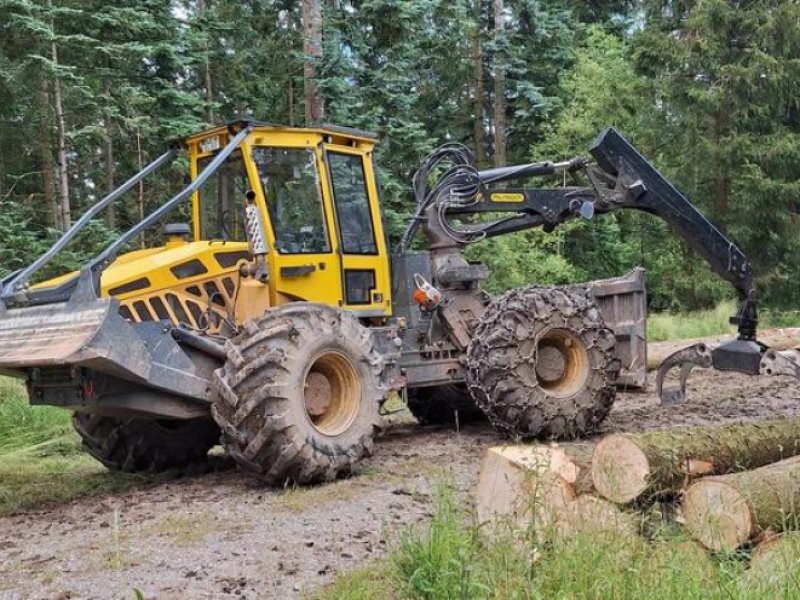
top-left (303, 351), bottom-right (361, 436)
top-left (535, 329), bottom-right (590, 398)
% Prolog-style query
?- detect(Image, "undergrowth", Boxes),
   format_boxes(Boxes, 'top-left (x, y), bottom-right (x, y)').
top-left (315, 484), bottom-right (800, 600)
top-left (0, 378), bottom-right (143, 515)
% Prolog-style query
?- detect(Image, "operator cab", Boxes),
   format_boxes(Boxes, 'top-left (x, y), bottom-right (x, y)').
top-left (186, 123), bottom-right (392, 317)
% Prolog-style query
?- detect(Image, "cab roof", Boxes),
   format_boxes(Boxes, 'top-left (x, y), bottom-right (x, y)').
top-left (182, 120), bottom-right (378, 147)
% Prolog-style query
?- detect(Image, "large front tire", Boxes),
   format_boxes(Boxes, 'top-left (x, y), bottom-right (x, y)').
top-left (211, 303), bottom-right (385, 485)
top-left (72, 414), bottom-right (221, 473)
top-left (466, 286), bottom-right (619, 439)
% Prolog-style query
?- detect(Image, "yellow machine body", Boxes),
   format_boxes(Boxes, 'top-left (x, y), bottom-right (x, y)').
top-left (185, 125), bottom-right (393, 318)
top-left (34, 124), bottom-right (394, 332)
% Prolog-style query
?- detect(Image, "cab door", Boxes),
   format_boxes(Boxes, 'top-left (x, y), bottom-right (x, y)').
top-left (251, 145), bottom-right (344, 306)
top-left (323, 147), bottom-right (391, 317)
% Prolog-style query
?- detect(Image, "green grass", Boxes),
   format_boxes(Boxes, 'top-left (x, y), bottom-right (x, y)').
top-left (0, 378), bottom-right (145, 516)
top-left (316, 484), bottom-right (800, 600)
top-left (647, 300), bottom-right (800, 342)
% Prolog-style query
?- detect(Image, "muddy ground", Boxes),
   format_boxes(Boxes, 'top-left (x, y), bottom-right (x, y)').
top-left (2, 367), bottom-right (800, 600)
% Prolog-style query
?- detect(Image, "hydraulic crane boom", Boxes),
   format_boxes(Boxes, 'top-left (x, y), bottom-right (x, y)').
top-left (402, 127), bottom-right (799, 403)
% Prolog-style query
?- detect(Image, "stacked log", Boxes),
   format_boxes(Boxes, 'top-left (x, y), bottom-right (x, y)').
top-left (476, 442), bottom-right (633, 540)
top-left (476, 418), bottom-right (800, 557)
top-left (591, 418), bottom-right (800, 504)
top-left (740, 531), bottom-right (800, 592)
top-left (476, 444), bottom-right (588, 532)
top-left (682, 456), bottom-right (800, 550)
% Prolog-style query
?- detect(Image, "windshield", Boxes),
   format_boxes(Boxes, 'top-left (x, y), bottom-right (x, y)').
top-left (196, 152), bottom-right (249, 241)
top-left (252, 147), bottom-right (331, 254)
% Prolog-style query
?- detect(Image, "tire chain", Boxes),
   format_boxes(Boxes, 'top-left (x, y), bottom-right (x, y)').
top-left (466, 284), bottom-right (620, 439)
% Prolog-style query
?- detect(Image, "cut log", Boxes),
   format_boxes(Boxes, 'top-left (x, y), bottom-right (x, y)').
top-left (476, 445), bottom-right (579, 532)
top-left (556, 495), bottom-right (637, 540)
top-left (510, 441), bottom-right (595, 494)
top-left (740, 531), bottom-right (800, 592)
top-left (683, 456), bottom-right (800, 551)
top-left (592, 418), bottom-right (800, 504)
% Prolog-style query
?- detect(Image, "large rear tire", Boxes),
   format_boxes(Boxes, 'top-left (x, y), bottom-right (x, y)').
top-left (211, 303), bottom-right (385, 486)
top-left (72, 413), bottom-right (221, 473)
top-left (406, 384), bottom-right (484, 426)
top-left (466, 286), bottom-right (619, 439)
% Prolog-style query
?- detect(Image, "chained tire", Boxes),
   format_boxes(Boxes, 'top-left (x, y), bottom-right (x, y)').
top-left (72, 413), bottom-right (221, 473)
top-left (211, 303), bottom-right (385, 486)
top-left (406, 384), bottom-right (484, 426)
top-left (466, 286), bottom-right (619, 439)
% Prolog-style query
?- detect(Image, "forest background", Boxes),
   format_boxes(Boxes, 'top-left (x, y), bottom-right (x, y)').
top-left (1, 0), bottom-right (798, 312)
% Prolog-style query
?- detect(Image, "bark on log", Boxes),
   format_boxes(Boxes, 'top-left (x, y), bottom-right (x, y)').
top-left (592, 418), bottom-right (800, 504)
top-left (683, 456), bottom-right (800, 551)
top-left (476, 445), bottom-right (580, 532)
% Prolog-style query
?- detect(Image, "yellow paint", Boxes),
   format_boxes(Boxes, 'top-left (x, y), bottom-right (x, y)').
top-left (490, 192), bottom-right (525, 203)
top-left (36, 123), bottom-right (393, 329)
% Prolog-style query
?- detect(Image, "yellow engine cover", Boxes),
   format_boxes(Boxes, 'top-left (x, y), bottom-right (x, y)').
top-left (39, 240), bottom-right (270, 333)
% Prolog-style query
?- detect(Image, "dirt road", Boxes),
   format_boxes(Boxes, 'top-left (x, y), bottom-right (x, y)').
top-left (2, 369), bottom-right (799, 599)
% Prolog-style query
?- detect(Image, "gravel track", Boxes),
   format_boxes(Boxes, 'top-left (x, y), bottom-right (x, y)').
top-left (1, 368), bottom-right (799, 599)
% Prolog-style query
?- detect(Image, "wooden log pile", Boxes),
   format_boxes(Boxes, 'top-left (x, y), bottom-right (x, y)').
top-left (475, 415), bottom-right (800, 578)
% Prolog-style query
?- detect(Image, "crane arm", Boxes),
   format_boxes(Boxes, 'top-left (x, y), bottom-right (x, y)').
top-left (419, 128), bottom-right (757, 341)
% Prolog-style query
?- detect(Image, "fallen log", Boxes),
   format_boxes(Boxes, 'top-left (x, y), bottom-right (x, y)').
top-left (556, 495), bottom-right (637, 540)
top-left (591, 418), bottom-right (800, 504)
top-left (741, 531), bottom-right (800, 592)
top-left (683, 456), bottom-right (800, 551)
top-left (476, 445), bottom-right (589, 532)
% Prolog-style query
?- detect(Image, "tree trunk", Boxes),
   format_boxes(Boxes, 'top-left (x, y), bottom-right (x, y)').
top-left (302, 0), bottom-right (324, 124)
top-left (38, 75), bottom-right (58, 230)
top-left (198, 0), bottom-right (215, 124)
top-left (103, 80), bottom-right (116, 230)
top-left (51, 38), bottom-right (71, 230)
top-left (493, 0), bottom-right (506, 167)
top-left (591, 417), bottom-right (800, 504)
top-left (136, 129), bottom-right (146, 248)
top-left (683, 456), bottom-right (800, 550)
top-left (471, 10), bottom-right (486, 168)
top-left (288, 77), bottom-right (295, 127)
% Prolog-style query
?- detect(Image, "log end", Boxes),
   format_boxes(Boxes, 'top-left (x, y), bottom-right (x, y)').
top-left (591, 434), bottom-right (650, 503)
top-left (683, 479), bottom-right (752, 551)
top-left (476, 446), bottom-right (576, 532)
top-left (557, 495), bottom-right (638, 540)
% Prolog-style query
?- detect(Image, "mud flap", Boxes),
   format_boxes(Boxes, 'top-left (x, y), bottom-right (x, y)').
top-left (587, 267), bottom-right (647, 389)
top-left (0, 298), bottom-right (214, 402)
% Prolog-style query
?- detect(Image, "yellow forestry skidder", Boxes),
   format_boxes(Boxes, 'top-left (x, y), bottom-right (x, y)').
top-left (0, 121), bottom-right (797, 483)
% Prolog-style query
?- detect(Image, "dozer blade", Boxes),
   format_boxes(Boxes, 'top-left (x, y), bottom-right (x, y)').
top-left (656, 339), bottom-right (800, 405)
top-left (0, 299), bottom-right (213, 401)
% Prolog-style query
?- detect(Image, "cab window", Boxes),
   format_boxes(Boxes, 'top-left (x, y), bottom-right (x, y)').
top-left (328, 153), bottom-right (378, 255)
top-left (252, 148), bottom-right (331, 254)
top-left (196, 152), bottom-right (248, 241)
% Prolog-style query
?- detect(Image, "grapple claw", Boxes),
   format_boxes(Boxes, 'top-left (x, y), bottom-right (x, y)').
top-left (760, 349), bottom-right (800, 380)
top-left (656, 343), bottom-right (713, 405)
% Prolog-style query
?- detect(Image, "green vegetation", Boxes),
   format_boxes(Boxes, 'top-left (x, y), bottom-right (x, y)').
top-left (2, 2), bottom-right (800, 310)
top-left (0, 378), bottom-right (144, 516)
top-left (316, 485), bottom-right (799, 600)
top-left (648, 301), bottom-right (800, 342)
